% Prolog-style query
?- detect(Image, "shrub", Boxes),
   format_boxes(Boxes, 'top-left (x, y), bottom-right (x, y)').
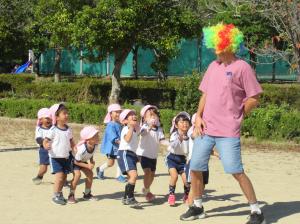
top-left (174, 72), bottom-right (202, 114)
top-left (0, 98), bottom-right (178, 134)
top-left (242, 104), bottom-right (300, 141)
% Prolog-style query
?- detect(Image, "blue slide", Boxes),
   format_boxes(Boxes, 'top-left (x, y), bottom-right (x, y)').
top-left (15, 61), bottom-right (31, 74)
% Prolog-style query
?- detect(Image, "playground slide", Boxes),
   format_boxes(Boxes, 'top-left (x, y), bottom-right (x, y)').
top-left (15, 61), bottom-right (31, 74)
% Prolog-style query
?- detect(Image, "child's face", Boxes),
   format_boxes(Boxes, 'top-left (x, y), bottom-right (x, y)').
top-left (176, 118), bottom-right (190, 133)
top-left (144, 109), bottom-right (159, 127)
top-left (56, 109), bottom-right (69, 124)
top-left (127, 111), bottom-right (138, 125)
top-left (87, 133), bottom-right (100, 146)
top-left (41, 117), bottom-right (52, 127)
top-left (111, 110), bottom-right (121, 122)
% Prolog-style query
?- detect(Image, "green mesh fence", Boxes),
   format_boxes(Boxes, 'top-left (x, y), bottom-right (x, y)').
top-left (39, 39), bottom-right (298, 81)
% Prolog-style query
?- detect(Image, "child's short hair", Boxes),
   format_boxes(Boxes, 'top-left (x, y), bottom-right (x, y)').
top-left (55, 104), bottom-right (68, 116)
top-left (175, 114), bottom-right (190, 125)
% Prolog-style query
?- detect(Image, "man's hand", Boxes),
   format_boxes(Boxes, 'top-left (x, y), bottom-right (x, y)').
top-left (194, 115), bottom-right (207, 136)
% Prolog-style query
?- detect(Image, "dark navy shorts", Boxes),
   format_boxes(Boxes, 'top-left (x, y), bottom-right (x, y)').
top-left (185, 160), bottom-right (209, 184)
top-left (117, 150), bottom-right (138, 175)
top-left (140, 156), bottom-right (157, 172)
top-left (165, 153), bottom-right (186, 174)
top-left (50, 158), bottom-right (72, 174)
top-left (39, 147), bottom-right (49, 165)
top-left (73, 161), bottom-right (88, 171)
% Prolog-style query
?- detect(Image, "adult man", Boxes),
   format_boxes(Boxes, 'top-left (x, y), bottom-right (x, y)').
top-left (180, 24), bottom-right (265, 224)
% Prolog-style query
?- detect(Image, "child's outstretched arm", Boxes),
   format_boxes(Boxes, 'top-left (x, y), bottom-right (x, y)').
top-left (43, 138), bottom-right (51, 150)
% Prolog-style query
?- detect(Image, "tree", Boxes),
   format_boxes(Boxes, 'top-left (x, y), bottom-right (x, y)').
top-left (0, 0), bottom-right (35, 72)
top-left (251, 0), bottom-right (300, 81)
top-left (72, 0), bottom-right (202, 103)
top-left (198, 0), bottom-right (277, 69)
top-left (30, 0), bottom-right (94, 81)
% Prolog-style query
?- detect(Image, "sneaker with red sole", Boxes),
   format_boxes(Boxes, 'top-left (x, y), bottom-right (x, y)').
top-left (168, 194), bottom-right (176, 206)
top-left (145, 192), bottom-right (155, 202)
top-left (68, 194), bottom-right (77, 204)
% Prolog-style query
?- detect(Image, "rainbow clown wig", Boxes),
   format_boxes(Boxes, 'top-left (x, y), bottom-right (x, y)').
top-left (203, 23), bottom-right (244, 54)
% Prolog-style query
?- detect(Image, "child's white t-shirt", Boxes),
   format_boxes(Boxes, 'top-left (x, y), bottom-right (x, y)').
top-left (35, 126), bottom-right (51, 144)
top-left (119, 126), bottom-right (139, 153)
top-left (136, 125), bottom-right (165, 159)
top-left (45, 125), bottom-right (73, 158)
top-left (187, 127), bottom-right (194, 160)
top-left (75, 144), bottom-right (95, 162)
top-left (167, 131), bottom-right (189, 156)
top-left (35, 126), bottom-right (50, 139)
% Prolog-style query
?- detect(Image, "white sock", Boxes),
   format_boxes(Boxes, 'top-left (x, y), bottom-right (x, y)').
top-left (144, 188), bottom-right (150, 194)
top-left (193, 198), bottom-right (203, 208)
top-left (85, 188), bottom-right (91, 194)
top-left (100, 163), bottom-right (108, 172)
top-left (116, 165), bottom-right (121, 177)
top-left (250, 202), bottom-right (261, 214)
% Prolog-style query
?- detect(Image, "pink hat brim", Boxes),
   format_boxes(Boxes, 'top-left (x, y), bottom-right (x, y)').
top-left (140, 105), bottom-right (158, 118)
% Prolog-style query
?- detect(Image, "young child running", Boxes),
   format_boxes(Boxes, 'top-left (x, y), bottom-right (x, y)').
top-left (185, 113), bottom-right (209, 205)
top-left (117, 109), bottom-right (140, 207)
top-left (43, 103), bottom-right (75, 205)
top-left (96, 104), bottom-right (126, 182)
top-left (68, 126), bottom-right (99, 203)
top-left (165, 112), bottom-right (191, 206)
top-left (32, 108), bottom-right (52, 185)
top-left (136, 105), bottom-right (165, 202)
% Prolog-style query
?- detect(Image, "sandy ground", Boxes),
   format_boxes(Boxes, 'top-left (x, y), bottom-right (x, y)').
top-left (0, 117), bottom-right (300, 224)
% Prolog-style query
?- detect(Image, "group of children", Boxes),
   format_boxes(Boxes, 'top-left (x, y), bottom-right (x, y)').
top-left (32, 102), bottom-right (217, 207)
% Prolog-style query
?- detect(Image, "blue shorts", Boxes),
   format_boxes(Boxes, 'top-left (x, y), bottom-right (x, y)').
top-left (140, 156), bottom-right (157, 172)
top-left (190, 135), bottom-right (243, 174)
top-left (117, 150), bottom-right (138, 175)
top-left (165, 153), bottom-right (186, 174)
top-left (73, 161), bottom-right (87, 171)
top-left (39, 147), bottom-right (49, 165)
top-left (50, 158), bottom-right (72, 174)
top-left (185, 161), bottom-right (209, 184)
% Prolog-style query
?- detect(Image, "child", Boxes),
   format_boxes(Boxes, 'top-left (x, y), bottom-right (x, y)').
top-left (32, 108), bottom-right (52, 185)
top-left (43, 103), bottom-right (75, 205)
top-left (185, 113), bottom-right (209, 205)
top-left (96, 104), bottom-right (126, 182)
top-left (165, 112), bottom-right (191, 206)
top-left (68, 126), bottom-right (99, 203)
top-left (136, 105), bottom-right (165, 202)
top-left (117, 109), bottom-right (140, 207)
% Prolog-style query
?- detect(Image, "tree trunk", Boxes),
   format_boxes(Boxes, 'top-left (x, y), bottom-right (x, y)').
top-left (54, 49), bottom-right (62, 83)
top-left (109, 48), bottom-right (131, 104)
top-left (132, 46), bottom-right (139, 79)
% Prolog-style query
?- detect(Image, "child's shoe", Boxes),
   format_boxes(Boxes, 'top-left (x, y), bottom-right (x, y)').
top-left (116, 175), bottom-right (127, 183)
top-left (83, 192), bottom-right (97, 201)
top-left (52, 195), bottom-right (66, 205)
top-left (32, 176), bottom-right (43, 185)
top-left (96, 167), bottom-right (104, 180)
top-left (145, 192), bottom-right (155, 202)
top-left (125, 197), bottom-right (140, 208)
top-left (168, 193), bottom-right (176, 206)
top-left (67, 193), bottom-right (77, 204)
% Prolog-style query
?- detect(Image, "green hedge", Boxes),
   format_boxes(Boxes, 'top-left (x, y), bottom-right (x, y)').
top-left (0, 98), bottom-right (178, 134)
top-left (242, 104), bottom-right (300, 143)
top-left (1, 74), bottom-right (300, 110)
top-left (0, 98), bottom-right (299, 142)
